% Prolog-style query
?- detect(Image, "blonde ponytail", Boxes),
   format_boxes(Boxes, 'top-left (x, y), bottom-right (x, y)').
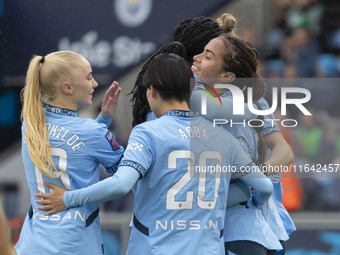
top-left (21, 55), bottom-right (57, 178)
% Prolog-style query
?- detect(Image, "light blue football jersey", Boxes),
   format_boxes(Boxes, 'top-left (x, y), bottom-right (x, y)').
top-left (120, 110), bottom-right (253, 255)
top-left (222, 95), bottom-right (283, 250)
top-left (15, 105), bottom-right (124, 255)
top-left (196, 82), bottom-right (296, 241)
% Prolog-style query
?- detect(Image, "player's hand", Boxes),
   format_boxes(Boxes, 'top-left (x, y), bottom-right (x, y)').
top-left (100, 81), bottom-right (122, 119)
top-left (35, 181), bottom-right (67, 216)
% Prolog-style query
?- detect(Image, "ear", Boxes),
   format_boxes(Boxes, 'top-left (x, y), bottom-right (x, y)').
top-left (221, 72), bottom-right (236, 83)
top-left (61, 81), bottom-right (73, 95)
top-left (149, 85), bottom-right (159, 99)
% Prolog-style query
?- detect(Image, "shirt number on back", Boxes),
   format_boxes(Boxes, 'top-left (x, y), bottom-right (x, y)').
top-left (166, 150), bottom-right (221, 210)
top-left (35, 148), bottom-right (71, 193)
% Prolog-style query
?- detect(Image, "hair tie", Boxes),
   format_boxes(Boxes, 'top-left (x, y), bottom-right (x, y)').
top-left (40, 56), bottom-right (45, 64)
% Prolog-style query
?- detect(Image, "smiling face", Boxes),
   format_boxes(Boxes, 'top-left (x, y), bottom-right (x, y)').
top-left (71, 58), bottom-right (98, 109)
top-left (191, 37), bottom-right (227, 80)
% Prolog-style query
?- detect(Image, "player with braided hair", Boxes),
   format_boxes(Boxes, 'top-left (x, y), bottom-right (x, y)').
top-left (130, 42), bottom-right (189, 127)
top-left (188, 14), bottom-right (295, 254)
top-left (218, 18), bottom-right (296, 254)
top-left (192, 33), bottom-right (282, 255)
top-left (172, 16), bottom-right (222, 65)
top-left (191, 30), bottom-right (295, 254)
top-left (130, 15), bottom-right (256, 128)
top-left (130, 16), bottom-right (222, 127)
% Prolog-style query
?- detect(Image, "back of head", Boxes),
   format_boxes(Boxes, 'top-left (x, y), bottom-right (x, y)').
top-left (172, 17), bottom-right (221, 64)
top-left (216, 13), bottom-right (237, 36)
top-left (143, 54), bottom-right (194, 102)
top-left (38, 51), bottom-right (85, 103)
top-left (130, 42), bottom-right (189, 127)
top-left (21, 50), bottom-right (85, 178)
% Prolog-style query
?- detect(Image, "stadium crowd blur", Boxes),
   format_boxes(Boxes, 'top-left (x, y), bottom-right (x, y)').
top-left (242, 0), bottom-right (340, 212)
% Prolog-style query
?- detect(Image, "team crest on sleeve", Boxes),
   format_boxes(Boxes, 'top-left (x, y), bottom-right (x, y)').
top-left (105, 130), bottom-right (121, 151)
top-left (126, 142), bottom-right (143, 152)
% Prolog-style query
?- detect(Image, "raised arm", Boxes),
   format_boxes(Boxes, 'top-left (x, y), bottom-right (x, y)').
top-left (96, 81), bottom-right (122, 127)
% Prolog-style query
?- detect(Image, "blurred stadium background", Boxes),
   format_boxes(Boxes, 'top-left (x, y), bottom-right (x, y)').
top-left (1, 0), bottom-right (340, 254)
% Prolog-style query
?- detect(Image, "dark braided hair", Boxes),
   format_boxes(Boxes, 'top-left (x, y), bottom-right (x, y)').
top-left (129, 42), bottom-right (188, 127)
top-left (219, 35), bottom-right (266, 100)
top-left (219, 35), bottom-right (267, 164)
top-left (172, 17), bottom-right (222, 65)
top-left (130, 17), bottom-right (221, 127)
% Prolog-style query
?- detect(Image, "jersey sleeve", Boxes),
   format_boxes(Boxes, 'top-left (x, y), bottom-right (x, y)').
top-left (118, 124), bottom-right (153, 177)
top-left (95, 113), bottom-right (113, 128)
top-left (90, 122), bottom-right (124, 173)
top-left (64, 165), bottom-right (140, 207)
top-left (226, 136), bottom-right (273, 205)
top-left (259, 98), bottom-right (280, 136)
top-left (227, 179), bottom-right (251, 207)
top-left (239, 167), bottom-right (273, 207)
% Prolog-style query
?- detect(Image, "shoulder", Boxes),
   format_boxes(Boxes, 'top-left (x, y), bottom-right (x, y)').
top-left (67, 117), bottom-right (110, 141)
top-left (80, 117), bottom-right (109, 131)
top-left (258, 97), bottom-right (270, 110)
top-left (192, 116), bottom-right (239, 143)
top-left (129, 120), bottom-right (156, 141)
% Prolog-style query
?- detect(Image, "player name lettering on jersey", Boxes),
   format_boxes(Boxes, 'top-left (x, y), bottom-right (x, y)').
top-left (156, 219), bottom-right (218, 231)
top-left (46, 122), bottom-right (85, 151)
top-left (32, 208), bottom-right (86, 222)
top-left (178, 126), bottom-right (208, 140)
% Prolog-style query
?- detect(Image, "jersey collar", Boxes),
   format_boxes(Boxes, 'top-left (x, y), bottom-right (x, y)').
top-left (44, 104), bottom-right (78, 117)
top-left (163, 109), bottom-right (200, 117)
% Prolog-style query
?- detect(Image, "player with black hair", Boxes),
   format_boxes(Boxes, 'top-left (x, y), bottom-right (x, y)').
top-left (191, 34), bottom-right (288, 254)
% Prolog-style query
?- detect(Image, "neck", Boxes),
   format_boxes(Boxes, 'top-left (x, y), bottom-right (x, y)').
top-left (48, 98), bottom-right (77, 111)
top-left (155, 100), bottom-right (189, 118)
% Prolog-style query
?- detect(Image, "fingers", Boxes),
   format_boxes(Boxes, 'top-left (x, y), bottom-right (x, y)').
top-left (36, 196), bottom-right (55, 215)
top-left (35, 197), bottom-right (60, 216)
top-left (44, 181), bottom-right (56, 190)
top-left (38, 207), bottom-right (56, 216)
top-left (36, 204), bottom-right (52, 211)
top-left (105, 87), bottom-right (122, 103)
top-left (35, 192), bottom-right (49, 200)
top-left (102, 81), bottom-right (121, 105)
top-left (106, 81), bottom-right (119, 96)
top-left (115, 87), bottom-right (122, 99)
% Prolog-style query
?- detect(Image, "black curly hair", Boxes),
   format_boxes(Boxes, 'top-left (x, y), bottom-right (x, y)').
top-left (130, 17), bottom-right (221, 127)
